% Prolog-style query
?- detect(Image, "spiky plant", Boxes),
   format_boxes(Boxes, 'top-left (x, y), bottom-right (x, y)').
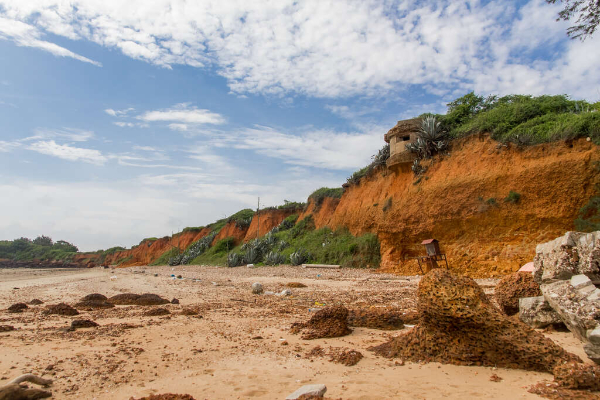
top-left (264, 251), bottom-right (286, 265)
top-left (263, 233), bottom-right (278, 247)
top-left (290, 249), bottom-right (309, 266)
top-left (244, 247), bottom-right (261, 264)
top-left (227, 252), bottom-right (243, 268)
top-left (278, 240), bottom-right (289, 251)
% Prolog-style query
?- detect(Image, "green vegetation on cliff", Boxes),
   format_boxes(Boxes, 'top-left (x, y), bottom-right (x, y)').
top-left (0, 236), bottom-right (79, 262)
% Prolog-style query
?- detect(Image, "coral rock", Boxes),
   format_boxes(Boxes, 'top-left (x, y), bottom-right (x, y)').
top-left (290, 306), bottom-right (352, 340)
top-left (495, 272), bottom-right (541, 315)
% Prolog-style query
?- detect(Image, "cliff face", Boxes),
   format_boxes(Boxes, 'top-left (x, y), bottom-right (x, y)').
top-left (301, 136), bottom-right (599, 277)
top-left (243, 208), bottom-right (299, 241)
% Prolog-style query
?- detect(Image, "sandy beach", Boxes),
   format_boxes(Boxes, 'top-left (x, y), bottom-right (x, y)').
top-left (0, 265), bottom-right (590, 399)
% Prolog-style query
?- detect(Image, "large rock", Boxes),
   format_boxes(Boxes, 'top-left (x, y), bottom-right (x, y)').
top-left (286, 384), bottom-right (327, 400)
top-left (251, 282), bottom-right (264, 295)
top-left (541, 274), bottom-right (600, 363)
top-left (370, 269), bottom-right (580, 371)
top-left (518, 296), bottom-right (562, 329)
top-left (495, 272), bottom-right (541, 315)
top-left (290, 306), bottom-right (352, 340)
top-left (534, 231), bottom-right (600, 283)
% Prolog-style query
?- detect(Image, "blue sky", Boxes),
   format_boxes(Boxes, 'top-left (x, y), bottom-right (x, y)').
top-left (0, 0), bottom-right (598, 251)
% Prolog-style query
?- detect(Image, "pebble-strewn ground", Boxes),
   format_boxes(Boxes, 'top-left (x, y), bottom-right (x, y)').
top-left (0, 266), bottom-right (588, 399)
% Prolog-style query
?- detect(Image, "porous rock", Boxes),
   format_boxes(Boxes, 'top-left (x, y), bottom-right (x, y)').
top-left (43, 303), bottom-right (79, 316)
top-left (28, 299), bottom-right (44, 305)
top-left (80, 293), bottom-right (107, 302)
top-left (70, 319), bottom-right (99, 330)
top-left (553, 362), bottom-right (600, 391)
top-left (370, 269), bottom-right (580, 371)
top-left (7, 303), bottom-right (28, 313)
top-left (144, 308), bottom-right (171, 316)
top-left (495, 272), bottom-right (541, 315)
top-left (75, 299), bottom-right (115, 309)
top-left (347, 307), bottom-right (405, 330)
top-left (290, 306), bottom-right (351, 340)
top-left (519, 296), bottom-right (563, 329)
top-left (108, 293), bottom-right (169, 305)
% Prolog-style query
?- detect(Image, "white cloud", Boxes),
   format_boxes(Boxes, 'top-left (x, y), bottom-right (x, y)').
top-left (133, 145), bottom-right (158, 152)
top-left (0, 140), bottom-right (20, 152)
top-left (234, 125), bottom-right (385, 170)
top-left (168, 123), bottom-right (188, 131)
top-left (27, 140), bottom-right (107, 165)
top-left (0, 1), bottom-right (597, 99)
top-left (138, 103), bottom-right (225, 125)
top-left (0, 17), bottom-right (101, 66)
top-left (24, 128), bottom-right (95, 142)
top-left (105, 107), bottom-right (134, 117)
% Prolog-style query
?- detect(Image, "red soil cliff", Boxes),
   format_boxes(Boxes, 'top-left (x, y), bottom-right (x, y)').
top-left (300, 135), bottom-right (599, 277)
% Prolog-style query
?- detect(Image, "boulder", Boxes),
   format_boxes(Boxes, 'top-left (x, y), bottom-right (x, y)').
top-left (286, 384), bottom-right (327, 400)
top-left (290, 306), bottom-right (352, 340)
top-left (495, 272), bottom-right (541, 315)
top-left (518, 296), bottom-right (562, 329)
top-left (370, 269), bottom-right (580, 371)
top-left (7, 303), bottom-right (28, 313)
top-left (533, 231), bottom-right (600, 283)
top-left (43, 303), bottom-right (79, 316)
top-left (251, 282), bottom-right (263, 295)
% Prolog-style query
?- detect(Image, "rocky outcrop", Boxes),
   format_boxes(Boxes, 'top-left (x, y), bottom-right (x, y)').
top-left (518, 296), bottom-right (562, 329)
top-left (534, 231), bottom-right (600, 364)
top-left (370, 269), bottom-right (580, 371)
top-left (495, 272), bottom-right (541, 315)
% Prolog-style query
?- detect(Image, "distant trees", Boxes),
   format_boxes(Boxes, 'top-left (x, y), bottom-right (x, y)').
top-left (33, 235), bottom-right (53, 246)
top-left (546, 0), bottom-right (600, 40)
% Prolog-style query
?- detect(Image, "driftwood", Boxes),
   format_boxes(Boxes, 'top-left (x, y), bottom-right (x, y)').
top-left (0, 374), bottom-right (52, 400)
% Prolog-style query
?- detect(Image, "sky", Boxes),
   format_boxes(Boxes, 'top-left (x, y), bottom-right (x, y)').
top-left (0, 0), bottom-right (599, 251)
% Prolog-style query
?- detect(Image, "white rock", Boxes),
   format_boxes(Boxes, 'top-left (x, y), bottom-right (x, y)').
top-left (280, 289), bottom-right (292, 296)
top-left (570, 274), bottom-right (593, 289)
top-left (286, 384), bottom-right (327, 400)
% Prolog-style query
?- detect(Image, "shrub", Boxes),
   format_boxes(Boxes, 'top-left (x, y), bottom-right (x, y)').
top-left (504, 191), bottom-right (522, 204)
top-left (244, 247), bottom-right (261, 264)
top-left (486, 197), bottom-right (498, 206)
top-left (212, 237), bottom-right (235, 254)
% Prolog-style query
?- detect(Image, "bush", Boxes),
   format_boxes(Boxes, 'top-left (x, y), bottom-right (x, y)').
top-left (212, 237), bottom-right (235, 254)
top-left (227, 252), bottom-right (243, 268)
top-left (504, 191), bottom-right (522, 204)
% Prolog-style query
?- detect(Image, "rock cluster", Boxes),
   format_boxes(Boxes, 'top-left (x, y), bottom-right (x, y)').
top-left (370, 269), bottom-right (580, 371)
top-left (524, 231), bottom-right (600, 363)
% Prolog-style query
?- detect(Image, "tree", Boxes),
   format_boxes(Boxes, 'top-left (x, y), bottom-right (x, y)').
top-left (53, 240), bottom-right (79, 253)
top-left (32, 235), bottom-right (53, 246)
top-left (546, 0), bottom-right (600, 40)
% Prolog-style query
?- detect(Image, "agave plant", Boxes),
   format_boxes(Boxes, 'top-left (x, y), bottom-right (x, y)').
top-left (244, 247), bottom-right (261, 264)
top-left (278, 240), bottom-right (289, 251)
top-left (290, 249), bottom-right (309, 266)
top-left (227, 252), bottom-right (243, 268)
top-left (371, 144), bottom-right (390, 167)
top-left (179, 232), bottom-right (216, 264)
top-left (168, 254), bottom-right (184, 266)
top-left (264, 251), bottom-right (286, 265)
top-left (263, 233), bottom-right (278, 247)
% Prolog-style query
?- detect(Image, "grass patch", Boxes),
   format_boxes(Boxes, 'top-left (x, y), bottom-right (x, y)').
top-left (486, 197), bottom-right (498, 206)
top-left (150, 247), bottom-right (180, 266)
top-left (308, 187), bottom-right (344, 210)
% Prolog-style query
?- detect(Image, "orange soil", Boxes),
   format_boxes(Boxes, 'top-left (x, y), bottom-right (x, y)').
top-left (211, 221), bottom-right (247, 246)
top-left (243, 208), bottom-right (299, 242)
top-left (303, 135), bottom-right (599, 277)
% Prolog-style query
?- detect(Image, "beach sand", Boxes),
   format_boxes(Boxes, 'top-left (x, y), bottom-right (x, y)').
top-left (0, 266), bottom-right (589, 399)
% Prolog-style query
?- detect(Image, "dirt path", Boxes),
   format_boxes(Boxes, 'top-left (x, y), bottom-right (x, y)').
top-left (0, 266), bottom-right (588, 399)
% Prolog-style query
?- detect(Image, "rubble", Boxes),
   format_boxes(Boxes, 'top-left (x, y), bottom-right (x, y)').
top-left (519, 296), bottom-right (563, 329)
top-left (290, 306), bottom-right (352, 340)
top-left (495, 272), bottom-right (541, 315)
top-left (370, 269), bottom-right (580, 371)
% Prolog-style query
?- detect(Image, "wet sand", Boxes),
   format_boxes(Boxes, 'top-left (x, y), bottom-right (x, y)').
top-left (0, 266), bottom-right (590, 399)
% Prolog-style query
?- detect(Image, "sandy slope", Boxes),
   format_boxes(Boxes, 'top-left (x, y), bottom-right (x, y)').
top-left (0, 266), bottom-right (590, 399)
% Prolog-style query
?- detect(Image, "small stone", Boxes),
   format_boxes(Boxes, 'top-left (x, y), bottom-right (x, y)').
top-left (280, 289), bottom-right (292, 296)
top-left (251, 282), bottom-right (264, 295)
top-left (171, 298), bottom-right (180, 304)
top-left (286, 384), bottom-right (327, 400)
